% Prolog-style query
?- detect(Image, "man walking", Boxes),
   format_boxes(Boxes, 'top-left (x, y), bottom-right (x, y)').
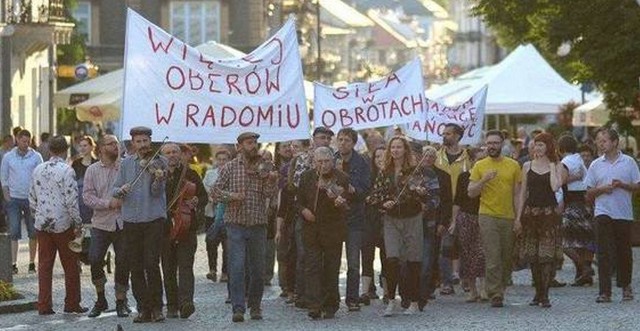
top-left (113, 126), bottom-right (168, 323)
top-left (29, 135), bottom-right (86, 315)
top-left (83, 134), bottom-right (131, 318)
top-left (468, 130), bottom-right (521, 308)
top-left (161, 143), bottom-right (207, 318)
top-left (1, 129), bottom-right (42, 274)
top-left (586, 127), bottom-right (640, 303)
top-left (335, 128), bottom-right (370, 311)
top-left (213, 132), bottom-right (277, 322)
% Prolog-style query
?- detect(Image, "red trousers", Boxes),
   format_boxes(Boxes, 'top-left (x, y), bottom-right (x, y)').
top-left (37, 228), bottom-right (81, 313)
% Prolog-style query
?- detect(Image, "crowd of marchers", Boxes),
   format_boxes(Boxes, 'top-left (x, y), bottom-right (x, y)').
top-left (0, 122), bottom-right (637, 323)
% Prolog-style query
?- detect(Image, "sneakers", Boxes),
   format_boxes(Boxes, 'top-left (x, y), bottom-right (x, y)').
top-left (12, 264), bottom-right (17, 274)
top-left (115, 300), bottom-right (130, 318)
top-left (64, 306), bottom-right (89, 314)
top-left (403, 302), bottom-right (419, 315)
top-left (88, 300), bottom-right (108, 318)
top-left (232, 312), bottom-right (244, 322)
top-left (490, 296), bottom-right (504, 308)
top-left (28, 263), bottom-right (36, 273)
top-left (623, 286), bottom-right (634, 301)
top-left (250, 307), bottom-right (263, 320)
top-left (383, 299), bottom-right (396, 317)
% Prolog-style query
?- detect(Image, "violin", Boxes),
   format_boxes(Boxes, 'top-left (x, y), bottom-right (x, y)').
top-left (169, 167), bottom-right (197, 242)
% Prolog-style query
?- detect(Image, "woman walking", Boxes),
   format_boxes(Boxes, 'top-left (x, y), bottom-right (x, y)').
top-left (515, 133), bottom-right (563, 308)
top-left (367, 137), bottom-right (424, 316)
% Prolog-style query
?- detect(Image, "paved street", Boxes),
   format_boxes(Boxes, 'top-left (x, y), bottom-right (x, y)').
top-left (2, 234), bottom-right (640, 331)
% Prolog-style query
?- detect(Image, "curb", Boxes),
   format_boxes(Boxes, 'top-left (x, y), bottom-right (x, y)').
top-left (0, 292), bottom-right (37, 314)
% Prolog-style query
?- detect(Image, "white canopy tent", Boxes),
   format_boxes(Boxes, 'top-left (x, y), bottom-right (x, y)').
top-left (55, 42), bottom-right (315, 122)
top-left (572, 97), bottom-right (609, 127)
top-left (427, 44), bottom-right (587, 115)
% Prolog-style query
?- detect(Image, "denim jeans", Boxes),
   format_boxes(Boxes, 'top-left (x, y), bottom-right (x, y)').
top-left (205, 217), bottom-right (227, 274)
top-left (345, 228), bottom-right (363, 304)
top-left (7, 198), bottom-right (35, 241)
top-left (227, 223), bottom-right (266, 313)
top-left (89, 227), bottom-right (129, 294)
top-left (265, 239), bottom-right (276, 283)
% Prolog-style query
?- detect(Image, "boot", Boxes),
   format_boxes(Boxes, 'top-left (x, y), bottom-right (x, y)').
top-left (529, 264), bottom-right (542, 306)
top-left (539, 263), bottom-right (553, 308)
top-left (359, 276), bottom-right (372, 306)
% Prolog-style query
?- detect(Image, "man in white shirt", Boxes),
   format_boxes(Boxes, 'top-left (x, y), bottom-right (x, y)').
top-left (1, 129), bottom-right (43, 274)
top-left (585, 127), bottom-right (640, 303)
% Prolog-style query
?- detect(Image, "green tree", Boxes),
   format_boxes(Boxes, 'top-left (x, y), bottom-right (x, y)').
top-left (473, 0), bottom-right (640, 111)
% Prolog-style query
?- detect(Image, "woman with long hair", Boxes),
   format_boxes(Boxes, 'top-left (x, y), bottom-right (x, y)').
top-left (361, 146), bottom-right (387, 305)
top-left (72, 135), bottom-right (98, 225)
top-left (558, 135), bottom-right (594, 286)
top-left (367, 137), bottom-right (424, 316)
top-left (515, 133), bottom-right (563, 308)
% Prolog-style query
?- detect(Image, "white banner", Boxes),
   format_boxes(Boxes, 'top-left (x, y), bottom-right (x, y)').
top-left (406, 85), bottom-right (488, 145)
top-left (121, 9), bottom-right (309, 143)
top-left (313, 58), bottom-right (425, 132)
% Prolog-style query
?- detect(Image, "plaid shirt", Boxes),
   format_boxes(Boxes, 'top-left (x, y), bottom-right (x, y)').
top-left (212, 154), bottom-right (277, 227)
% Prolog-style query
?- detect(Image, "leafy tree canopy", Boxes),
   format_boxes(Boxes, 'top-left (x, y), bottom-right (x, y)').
top-left (473, 0), bottom-right (640, 111)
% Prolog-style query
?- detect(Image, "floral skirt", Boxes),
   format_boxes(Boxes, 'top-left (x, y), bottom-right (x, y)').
top-left (518, 206), bottom-right (563, 265)
top-left (562, 201), bottom-right (595, 251)
top-left (456, 211), bottom-right (485, 279)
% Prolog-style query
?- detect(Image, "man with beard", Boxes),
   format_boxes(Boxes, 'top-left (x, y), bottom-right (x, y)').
top-left (335, 128), bottom-right (370, 311)
top-left (435, 123), bottom-right (471, 294)
top-left (468, 130), bottom-right (521, 308)
top-left (83, 134), bottom-right (131, 318)
top-left (113, 127), bottom-right (168, 323)
top-left (213, 132), bottom-right (278, 322)
top-left (299, 147), bottom-right (350, 319)
top-left (160, 143), bottom-right (207, 318)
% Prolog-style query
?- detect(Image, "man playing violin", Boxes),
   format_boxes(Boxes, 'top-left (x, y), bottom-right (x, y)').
top-left (160, 143), bottom-right (207, 319)
top-left (212, 132), bottom-right (278, 323)
top-left (298, 146), bottom-right (351, 319)
top-left (112, 126), bottom-right (168, 323)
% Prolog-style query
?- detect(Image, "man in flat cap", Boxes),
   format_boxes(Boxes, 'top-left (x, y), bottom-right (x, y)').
top-left (113, 126), bottom-right (168, 323)
top-left (213, 131), bottom-right (278, 322)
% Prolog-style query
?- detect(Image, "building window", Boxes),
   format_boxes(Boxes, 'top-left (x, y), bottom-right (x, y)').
top-left (71, 1), bottom-right (91, 44)
top-left (170, 1), bottom-right (221, 46)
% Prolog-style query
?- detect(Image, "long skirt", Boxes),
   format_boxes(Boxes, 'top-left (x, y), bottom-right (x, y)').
top-left (562, 200), bottom-right (595, 251)
top-left (518, 206), bottom-right (563, 265)
top-left (456, 211), bottom-right (485, 279)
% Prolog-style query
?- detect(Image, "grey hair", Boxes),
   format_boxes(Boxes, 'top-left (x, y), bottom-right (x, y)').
top-left (314, 146), bottom-right (334, 160)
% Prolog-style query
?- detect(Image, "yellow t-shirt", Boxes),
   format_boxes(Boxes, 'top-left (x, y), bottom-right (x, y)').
top-left (469, 157), bottom-right (522, 219)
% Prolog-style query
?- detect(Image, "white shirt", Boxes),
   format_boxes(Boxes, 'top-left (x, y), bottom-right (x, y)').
top-left (561, 153), bottom-right (587, 191)
top-left (29, 156), bottom-right (82, 233)
top-left (585, 152), bottom-right (640, 221)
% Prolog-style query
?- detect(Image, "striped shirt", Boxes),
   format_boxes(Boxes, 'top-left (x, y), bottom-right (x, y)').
top-left (29, 156), bottom-right (82, 233)
top-left (213, 154), bottom-right (277, 227)
top-left (83, 159), bottom-right (122, 231)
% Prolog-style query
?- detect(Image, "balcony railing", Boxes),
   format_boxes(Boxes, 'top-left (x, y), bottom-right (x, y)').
top-left (4, 0), bottom-right (67, 24)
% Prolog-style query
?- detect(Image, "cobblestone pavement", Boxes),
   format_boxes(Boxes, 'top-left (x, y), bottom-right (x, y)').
top-left (2, 234), bottom-right (640, 331)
